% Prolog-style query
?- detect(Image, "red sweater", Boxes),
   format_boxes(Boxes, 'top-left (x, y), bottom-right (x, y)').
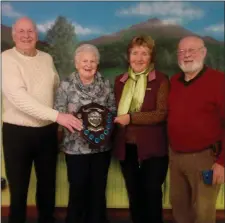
top-left (168, 67), bottom-right (225, 166)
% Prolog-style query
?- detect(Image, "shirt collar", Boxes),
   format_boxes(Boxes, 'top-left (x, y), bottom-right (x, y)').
top-left (178, 65), bottom-right (207, 86)
top-left (120, 70), bottom-right (156, 83)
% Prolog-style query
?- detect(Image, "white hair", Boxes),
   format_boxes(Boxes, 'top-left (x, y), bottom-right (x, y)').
top-left (74, 44), bottom-right (100, 64)
top-left (12, 17), bottom-right (37, 36)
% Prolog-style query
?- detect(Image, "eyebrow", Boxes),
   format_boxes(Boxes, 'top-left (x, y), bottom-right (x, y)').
top-left (178, 45), bottom-right (205, 49)
top-left (17, 28), bottom-right (36, 32)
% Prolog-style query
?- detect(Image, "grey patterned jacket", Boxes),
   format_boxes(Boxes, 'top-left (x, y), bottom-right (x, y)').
top-left (54, 71), bottom-right (116, 155)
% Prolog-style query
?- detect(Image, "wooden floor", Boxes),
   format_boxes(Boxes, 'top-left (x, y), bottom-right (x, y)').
top-left (0, 218), bottom-right (170, 223)
top-left (1, 206), bottom-right (225, 221)
top-left (2, 218), bottom-right (225, 223)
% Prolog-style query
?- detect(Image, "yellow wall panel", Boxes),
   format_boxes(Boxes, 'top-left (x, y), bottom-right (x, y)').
top-left (1, 152), bottom-right (224, 209)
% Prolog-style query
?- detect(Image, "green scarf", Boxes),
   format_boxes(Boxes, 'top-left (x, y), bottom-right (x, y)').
top-left (117, 64), bottom-right (154, 116)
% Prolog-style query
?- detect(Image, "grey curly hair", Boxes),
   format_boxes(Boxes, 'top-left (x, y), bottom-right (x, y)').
top-left (74, 44), bottom-right (100, 64)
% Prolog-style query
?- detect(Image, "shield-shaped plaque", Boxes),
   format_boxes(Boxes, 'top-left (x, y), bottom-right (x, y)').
top-left (74, 103), bottom-right (115, 149)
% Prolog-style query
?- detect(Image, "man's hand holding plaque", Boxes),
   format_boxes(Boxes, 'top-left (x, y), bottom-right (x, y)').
top-left (74, 103), bottom-right (115, 149)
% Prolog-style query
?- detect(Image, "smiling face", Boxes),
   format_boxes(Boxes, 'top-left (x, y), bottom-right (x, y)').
top-left (75, 51), bottom-right (98, 83)
top-left (129, 45), bottom-right (151, 73)
top-left (177, 36), bottom-right (207, 74)
top-left (12, 17), bottom-right (38, 53)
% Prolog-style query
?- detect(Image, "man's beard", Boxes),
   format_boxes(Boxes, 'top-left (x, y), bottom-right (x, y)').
top-left (179, 60), bottom-right (204, 73)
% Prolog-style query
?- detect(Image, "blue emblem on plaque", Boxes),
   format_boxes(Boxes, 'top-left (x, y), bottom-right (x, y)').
top-left (89, 134), bottom-right (94, 140)
top-left (95, 138), bottom-right (100, 143)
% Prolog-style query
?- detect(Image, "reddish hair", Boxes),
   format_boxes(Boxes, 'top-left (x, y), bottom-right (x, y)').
top-left (127, 35), bottom-right (155, 63)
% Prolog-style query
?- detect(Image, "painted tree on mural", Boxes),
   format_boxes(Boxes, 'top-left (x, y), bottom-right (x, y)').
top-left (44, 16), bottom-right (77, 77)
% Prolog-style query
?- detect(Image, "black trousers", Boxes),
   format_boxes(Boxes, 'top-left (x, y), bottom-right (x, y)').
top-left (120, 144), bottom-right (169, 223)
top-left (3, 123), bottom-right (58, 223)
top-left (65, 150), bottom-right (111, 223)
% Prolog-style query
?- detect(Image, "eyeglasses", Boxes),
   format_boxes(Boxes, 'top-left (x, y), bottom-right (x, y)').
top-left (177, 46), bottom-right (205, 56)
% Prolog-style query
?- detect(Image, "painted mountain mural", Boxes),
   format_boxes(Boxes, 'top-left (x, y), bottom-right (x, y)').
top-left (1, 18), bottom-right (224, 81)
top-left (83, 18), bottom-right (224, 79)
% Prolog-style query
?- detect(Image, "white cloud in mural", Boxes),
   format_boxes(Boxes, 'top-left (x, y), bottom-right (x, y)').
top-left (204, 23), bottom-right (224, 33)
top-left (72, 22), bottom-right (104, 36)
top-left (37, 19), bottom-right (104, 36)
top-left (2, 2), bottom-right (23, 18)
top-left (37, 20), bottom-right (55, 33)
top-left (116, 2), bottom-right (204, 23)
top-left (161, 17), bottom-right (183, 25)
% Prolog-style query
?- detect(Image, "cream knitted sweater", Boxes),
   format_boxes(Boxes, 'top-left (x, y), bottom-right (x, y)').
top-left (2, 47), bottom-right (60, 127)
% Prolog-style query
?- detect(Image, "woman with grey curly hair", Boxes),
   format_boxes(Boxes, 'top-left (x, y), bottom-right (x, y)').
top-left (54, 44), bottom-right (116, 223)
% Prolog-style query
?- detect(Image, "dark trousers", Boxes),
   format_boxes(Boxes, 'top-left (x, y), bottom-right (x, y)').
top-left (3, 123), bottom-right (58, 223)
top-left (65, 150), bottom-right (111, 223)
top-left (120, 144), bottom-right (168, 223)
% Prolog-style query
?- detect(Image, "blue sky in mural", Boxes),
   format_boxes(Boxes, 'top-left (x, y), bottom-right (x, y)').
top-left (1, 1), bottom-right (224, 41)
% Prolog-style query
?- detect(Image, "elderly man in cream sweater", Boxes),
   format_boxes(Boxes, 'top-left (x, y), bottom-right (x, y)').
top-left (2, 17), bottom-right (83, 223)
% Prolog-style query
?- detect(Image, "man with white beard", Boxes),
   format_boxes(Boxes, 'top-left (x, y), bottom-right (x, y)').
top-left (167, 36), bottom-right (224, 223)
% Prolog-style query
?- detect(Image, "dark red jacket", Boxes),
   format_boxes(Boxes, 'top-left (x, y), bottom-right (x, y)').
top-left (113, 70), bottom-right (169, 161)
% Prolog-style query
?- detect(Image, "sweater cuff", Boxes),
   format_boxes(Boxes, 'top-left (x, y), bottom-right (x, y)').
top-left (129, 113), bottom-right (132, 124)
top-left (50, 110), bottom-right (59, 122)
